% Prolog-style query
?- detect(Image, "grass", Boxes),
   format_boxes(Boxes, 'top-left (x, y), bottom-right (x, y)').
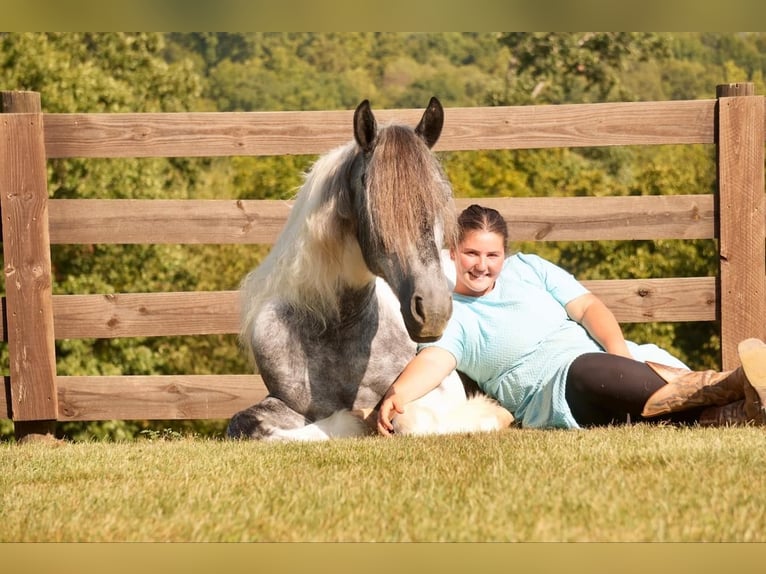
top-left (2, 424), bottom-right (766, 542)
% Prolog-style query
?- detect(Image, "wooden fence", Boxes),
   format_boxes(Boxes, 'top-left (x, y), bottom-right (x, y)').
top-left (1, 83), bottom-right (764, 441)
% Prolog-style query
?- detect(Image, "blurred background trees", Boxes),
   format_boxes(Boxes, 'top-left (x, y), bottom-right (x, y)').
top-left (2, 32), bottom-right (764, 439)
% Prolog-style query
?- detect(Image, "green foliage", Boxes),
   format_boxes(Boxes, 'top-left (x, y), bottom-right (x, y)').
top-left (0, 33), bottom-right (203, 113)
top-left (497, 32), bottom-right (672, 104)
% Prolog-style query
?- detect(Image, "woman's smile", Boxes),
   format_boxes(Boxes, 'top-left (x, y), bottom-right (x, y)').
top-left (451, 229), bottom-right (506, 297)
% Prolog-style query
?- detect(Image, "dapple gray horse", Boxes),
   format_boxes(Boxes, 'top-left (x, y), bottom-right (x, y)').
top-left (227, 98), bottom-right (512, 440)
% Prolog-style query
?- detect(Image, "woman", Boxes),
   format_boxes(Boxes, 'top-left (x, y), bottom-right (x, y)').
top-left (377, 204), bottom-right (766, 434)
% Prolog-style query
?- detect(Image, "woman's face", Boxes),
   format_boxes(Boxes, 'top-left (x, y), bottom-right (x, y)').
top-left (450, 229), bottom-right (505, 297)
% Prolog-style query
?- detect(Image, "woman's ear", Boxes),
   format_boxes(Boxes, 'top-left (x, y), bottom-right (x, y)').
top-left (449, 248), bottom-right (457, 261)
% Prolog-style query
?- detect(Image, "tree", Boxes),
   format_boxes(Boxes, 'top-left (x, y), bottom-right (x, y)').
top-left (498, 32), bottom-right (672, 104)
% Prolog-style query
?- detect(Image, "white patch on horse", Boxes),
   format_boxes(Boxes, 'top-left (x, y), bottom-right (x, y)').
top-left (268, 410), bottom-right (368, 441)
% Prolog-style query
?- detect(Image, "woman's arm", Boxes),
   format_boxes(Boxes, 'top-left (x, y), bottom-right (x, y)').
top-left (565, 292), bottom-right (633, 359)
top-left (376, 346), bottom-right (457, 435)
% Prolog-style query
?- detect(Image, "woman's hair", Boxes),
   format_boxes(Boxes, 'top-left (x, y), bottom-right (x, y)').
top-left (457, 204), bottom-right (509, 248)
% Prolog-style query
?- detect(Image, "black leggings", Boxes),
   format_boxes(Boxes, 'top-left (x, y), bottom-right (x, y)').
top-left (565, 353), bottom-right (704, 426)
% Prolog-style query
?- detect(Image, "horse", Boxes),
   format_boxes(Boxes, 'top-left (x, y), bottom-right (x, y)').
top-left (226, 97), bottom-right (513, 440)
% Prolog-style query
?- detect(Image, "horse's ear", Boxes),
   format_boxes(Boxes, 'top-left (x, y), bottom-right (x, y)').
top-left (415, 97), bottom-right (444, 149)
top-left (353, 99), bottom-right (377, 153)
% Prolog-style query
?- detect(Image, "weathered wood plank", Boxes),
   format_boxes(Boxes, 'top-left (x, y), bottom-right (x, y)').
top-left (48, 199), bottom-right (295, 244)
top-left (459, 195), bottom-right (715, 242)
top-left (56, 374), bottom-right (267, 421)
top-left (581, 277), bottom-right (717, 323)
top-left (41, 99), bottom-right (717, 159)
top-left (46, 277), bottom-right (717, 343)
top-left (0, 100), bottom-right (58, 422)
top-left (52, 291), bottom-right (240, 339)
top-left (1, 377), bottom-right (10, 418)
top-left (46, 195), bottom-right (716, 245)
top-left (716, 88), bottom-right (766, 369)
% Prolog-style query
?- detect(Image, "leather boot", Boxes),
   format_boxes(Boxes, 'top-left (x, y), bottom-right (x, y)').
top-left (642, 338), bottom-right (766, 424)
top-left (699, 394), bottom-right (766, 426)
top-left (698, 400), bottom-right (747, 426)
top-left (641, 364), bottom-right (745, 417)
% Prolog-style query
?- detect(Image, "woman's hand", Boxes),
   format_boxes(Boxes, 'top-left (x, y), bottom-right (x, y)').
top-left (374, 346), bottom-right (457, 436)
top-left (377, 391), bottom-right (405, 436)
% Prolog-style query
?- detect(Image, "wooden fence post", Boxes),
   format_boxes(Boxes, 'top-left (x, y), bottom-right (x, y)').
top-left (0, 90), bottom-right (59, 442)
top-left (716, 82), bottom-right (766, 369)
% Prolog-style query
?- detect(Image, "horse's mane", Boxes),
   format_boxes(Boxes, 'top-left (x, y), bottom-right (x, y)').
top-left (240, 124), bottom-right (455, 356)
top-left (240, 142), bottom-right (356, 347)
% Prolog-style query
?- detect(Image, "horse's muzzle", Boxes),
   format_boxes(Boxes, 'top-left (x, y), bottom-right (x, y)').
top-left (403, 292), bottom-right (452, 342)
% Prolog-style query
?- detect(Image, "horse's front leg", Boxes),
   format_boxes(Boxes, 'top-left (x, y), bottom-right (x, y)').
top-left (227, 396), bottom-right (304, 440)
top-left (226, 396), bottom-right (369, 441)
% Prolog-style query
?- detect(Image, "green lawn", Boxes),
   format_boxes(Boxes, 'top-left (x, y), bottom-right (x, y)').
top-left (2, 424), bottom-right (765, 542)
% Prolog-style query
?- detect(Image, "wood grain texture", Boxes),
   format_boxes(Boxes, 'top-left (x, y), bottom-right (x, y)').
top-left (0, 106), bottom-right (58, 421)
top-left (48, 199), bottom-right (294, 244)
top-left (455, 195), bottom-right (715, 241)
top-left (52, 291), bottom-right (240, 339)
top-left (717, 92), bottom-right (766, 368)
top-left (581, 277), bottom-right (716, 323)
top-left (1, 91), bottom-right (42, 113)
top-left (56, 375), bottom-right (267, 420)
top-left (45, 277), bottom-right (717, 343)
top-left (1, 377), bottom-right (10, 418)
top-left (45, 195), bottom-right (716, 245)
top-left (41, 99), bottom-right (717, 159)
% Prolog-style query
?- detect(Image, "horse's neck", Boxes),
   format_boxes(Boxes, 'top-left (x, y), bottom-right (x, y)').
top-left (336, 234), bottom-right (376, 290)
top-left (270, 229), bottom-right (376, 326)
top-left (335, 282), bottom-right (378, 326)
top-left (323, 237), bottom-right (379, 324)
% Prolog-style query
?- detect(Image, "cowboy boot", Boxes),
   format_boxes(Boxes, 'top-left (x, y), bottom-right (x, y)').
top-left (698, 393), bottom-right (766, 426)
top-left (640, 363), bottom-right (745, 417)
top-left (642, 338), bottom-right (766, 424)
top-left (698, 400), bottom-right (747, 426)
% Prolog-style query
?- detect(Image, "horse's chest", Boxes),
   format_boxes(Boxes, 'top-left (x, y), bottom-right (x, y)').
top-left (299, 310), bottom-right (414, 379)
top-left (253, 298), bottom-right (416, 409)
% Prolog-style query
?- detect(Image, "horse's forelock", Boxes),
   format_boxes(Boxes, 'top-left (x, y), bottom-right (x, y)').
top-left (365, 126), bottom-right (453, 262)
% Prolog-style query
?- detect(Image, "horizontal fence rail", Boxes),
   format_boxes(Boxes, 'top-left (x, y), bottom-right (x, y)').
top-left (41, 99), bottom-right (722, 158)
top-left (0, 276), bottom-right (720, 343)
top-left (41, 195), bottom-right (717, 245)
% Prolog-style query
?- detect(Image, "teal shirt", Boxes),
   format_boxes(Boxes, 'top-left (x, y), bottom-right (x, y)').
top-left (422, 252), bottom-right (602, 429)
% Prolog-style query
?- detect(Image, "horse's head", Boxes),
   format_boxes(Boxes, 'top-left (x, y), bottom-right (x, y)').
top-left (343, 97), bottom-right (455, 342)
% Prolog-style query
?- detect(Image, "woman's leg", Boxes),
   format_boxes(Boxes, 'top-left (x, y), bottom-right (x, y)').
top-left (565, 353), bottom-right (703, 426)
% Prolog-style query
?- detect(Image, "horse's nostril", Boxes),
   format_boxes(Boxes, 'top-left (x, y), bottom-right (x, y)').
top-left (412, 295), bottom-right (426, 326)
